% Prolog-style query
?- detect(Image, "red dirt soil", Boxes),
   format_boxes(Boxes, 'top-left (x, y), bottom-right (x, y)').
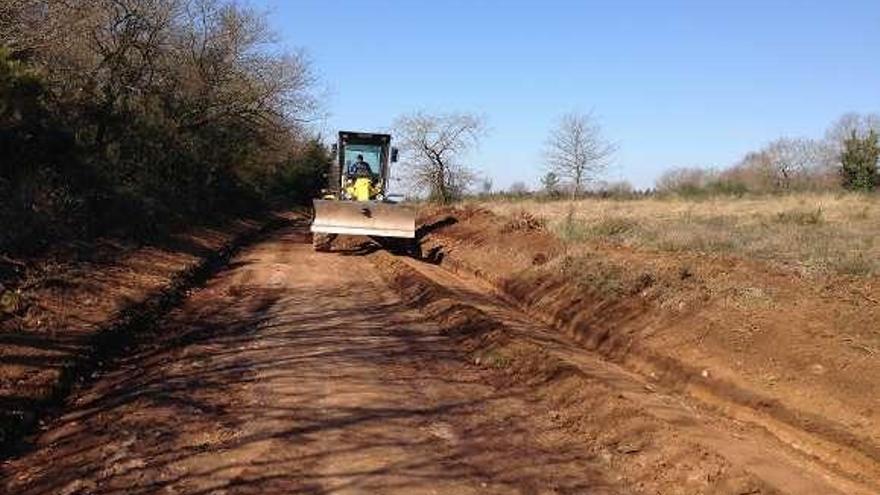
top-left (0, 210), bottom-right (877, 493)
top-left (3, 222), bottom-right (638, 494)
top-left (0, 214), bottom-right (286, 452)
top-left (416, 205), bottom-right (880, 490)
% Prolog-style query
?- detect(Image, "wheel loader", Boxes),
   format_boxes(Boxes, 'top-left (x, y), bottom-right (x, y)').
top-left (310, 131), bottom-right (416, 252)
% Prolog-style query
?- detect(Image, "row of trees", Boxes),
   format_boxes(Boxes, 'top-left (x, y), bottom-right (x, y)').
top-left (392, 108), bottom-right (878, 201)
top-left (392, 110), bottom-right (615, 202)
top-left (1, 0), bottom-right (328, 253)
top-left (657, 113), bottom-right (880, 195)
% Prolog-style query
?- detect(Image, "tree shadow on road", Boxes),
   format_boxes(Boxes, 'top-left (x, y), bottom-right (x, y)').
top-left (2, 266), bottom-right (621, 495)
top-left (0, 215), bottom-right (298, 461)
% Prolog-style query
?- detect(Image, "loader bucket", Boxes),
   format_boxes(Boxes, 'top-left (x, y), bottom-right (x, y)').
top-left (311, 200), bottom-right (416, 238)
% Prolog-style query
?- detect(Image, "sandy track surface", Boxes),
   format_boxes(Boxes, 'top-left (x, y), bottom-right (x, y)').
top-left (2, 223), bottom-right (624, 494)
top-left (1, 220), bottom-right (875, 494)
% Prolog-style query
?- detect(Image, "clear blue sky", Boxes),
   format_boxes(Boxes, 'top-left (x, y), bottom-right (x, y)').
top-left (259, 0), bottom-right (880, 189)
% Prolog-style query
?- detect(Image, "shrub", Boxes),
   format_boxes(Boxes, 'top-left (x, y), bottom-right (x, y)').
top-left (707, 180), bottom-right (749, 197)
top-left (655, 167), bottom-right (712, 194)
top-left (831, 251), bottom-right (875, 276)
top-left (840, 130), bottom-right (880, 192)
top-left (0, 1), bottom-right (327, 254)
top-left (501, 210), bottom-right (546, 233)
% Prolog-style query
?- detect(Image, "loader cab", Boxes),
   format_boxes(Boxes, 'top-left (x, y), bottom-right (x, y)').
top-left (330, 131), bottom-right (398, 198)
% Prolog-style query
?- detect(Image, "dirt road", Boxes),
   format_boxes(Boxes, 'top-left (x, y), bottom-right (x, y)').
top-left (2, 222), bottom-right (625, 494)
top-left (1, 221), bottom-right (875, 494)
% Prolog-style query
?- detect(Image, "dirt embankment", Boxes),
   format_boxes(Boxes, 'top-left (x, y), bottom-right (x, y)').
top-left (372, 252), bottom-right (781, 494)
top-left (0, 212), bottom-right (292, 455)
top-left (414, 205), bottom-right (880, 487)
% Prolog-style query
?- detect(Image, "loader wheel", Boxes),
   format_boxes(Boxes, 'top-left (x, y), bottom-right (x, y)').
top-left (312, 233), bottom-right (336, 252)
top-left (383, 238), bottom-right (420, 257)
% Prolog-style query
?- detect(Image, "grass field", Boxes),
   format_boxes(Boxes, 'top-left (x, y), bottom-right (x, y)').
top-left (477, 193), bottom-right (880, 277)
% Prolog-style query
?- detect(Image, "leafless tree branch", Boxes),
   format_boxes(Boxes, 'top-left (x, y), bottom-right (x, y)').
top-left (393, 111), bottom-right (485, 203)
top-left (544, 111), bottom-right (616, 198)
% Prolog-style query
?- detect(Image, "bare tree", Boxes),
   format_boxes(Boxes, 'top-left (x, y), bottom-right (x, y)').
top-left (826, 112), bottom-right (880, 149)
top-left (393, 111), bottom-right (485, 203)
top-left (763, 138), bottom-right (827, 190)
top-left (544, 111), bottom-right (616, 199)
top-left (727, 138), bottom-right (832, 192)
top-left (601, 180), bottom-right (634, 197)
top-left (0, 0), bottom-right (35, 50)
top-left (0, 0), bottom-right (324, 245)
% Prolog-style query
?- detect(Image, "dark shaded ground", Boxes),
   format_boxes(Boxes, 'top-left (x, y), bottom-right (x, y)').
top-left (2, 225), bottom-right (625, 494)
top-left (0, 214), bottom-right (288, 458)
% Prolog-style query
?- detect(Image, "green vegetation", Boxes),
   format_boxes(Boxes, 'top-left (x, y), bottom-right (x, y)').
top-left (840, 130), bottom-right (880, 192)
top-left (540, 172), bottom-right (561, 198)
top-left (0, 1), bottom-right (328, 254)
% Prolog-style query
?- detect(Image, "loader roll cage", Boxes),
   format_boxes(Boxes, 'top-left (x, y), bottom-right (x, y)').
top-left (329, 131), bottom-right (396, 197)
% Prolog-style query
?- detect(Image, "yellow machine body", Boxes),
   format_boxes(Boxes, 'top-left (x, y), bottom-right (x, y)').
top-left (310, 131), bottom-right (415, 242)
top-left (348, 177), bottom-right (377, 201)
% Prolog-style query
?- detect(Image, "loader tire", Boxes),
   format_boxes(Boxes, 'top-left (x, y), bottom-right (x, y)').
top-left (312, 233), bottom-right (336, 252)
top-left (380, 238), bottom-right (420, 257)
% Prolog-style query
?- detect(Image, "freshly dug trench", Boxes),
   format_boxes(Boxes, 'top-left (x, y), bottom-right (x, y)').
top-left (411, 205), bottom-right (880, 490)
top-left (372, 251), bottom-right (877, 494)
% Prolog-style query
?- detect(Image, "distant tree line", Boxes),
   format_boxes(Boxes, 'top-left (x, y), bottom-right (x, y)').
top-left (409, 108), bottom-right (878, 203)
top-left (0, 0), bottom-right (328, 254)
top-left (655, 113), bottom-right (880, 196)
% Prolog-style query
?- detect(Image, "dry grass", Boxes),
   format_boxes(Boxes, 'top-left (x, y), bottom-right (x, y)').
top-left (477, 193), bottom-right (880, 277)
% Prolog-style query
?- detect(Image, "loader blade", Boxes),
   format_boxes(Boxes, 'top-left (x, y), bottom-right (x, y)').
top-left (311, 200), bottom-right (416, 238)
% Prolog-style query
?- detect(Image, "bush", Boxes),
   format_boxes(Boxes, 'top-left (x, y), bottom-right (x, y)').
top-left (840, 130), bottom-right (880, 192)
top-left (501, 210), bottom-right (546, 233)
top-left (590, 217), bottom-right (639, 237)
top-left (0, 48), bottom-right (92, 250)
top-left (707, 180), bottom-right (749, 197)
top-left (655, 167), bottom-right (716, 195)
top-left (0, 1), bottom-right (327, 254)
